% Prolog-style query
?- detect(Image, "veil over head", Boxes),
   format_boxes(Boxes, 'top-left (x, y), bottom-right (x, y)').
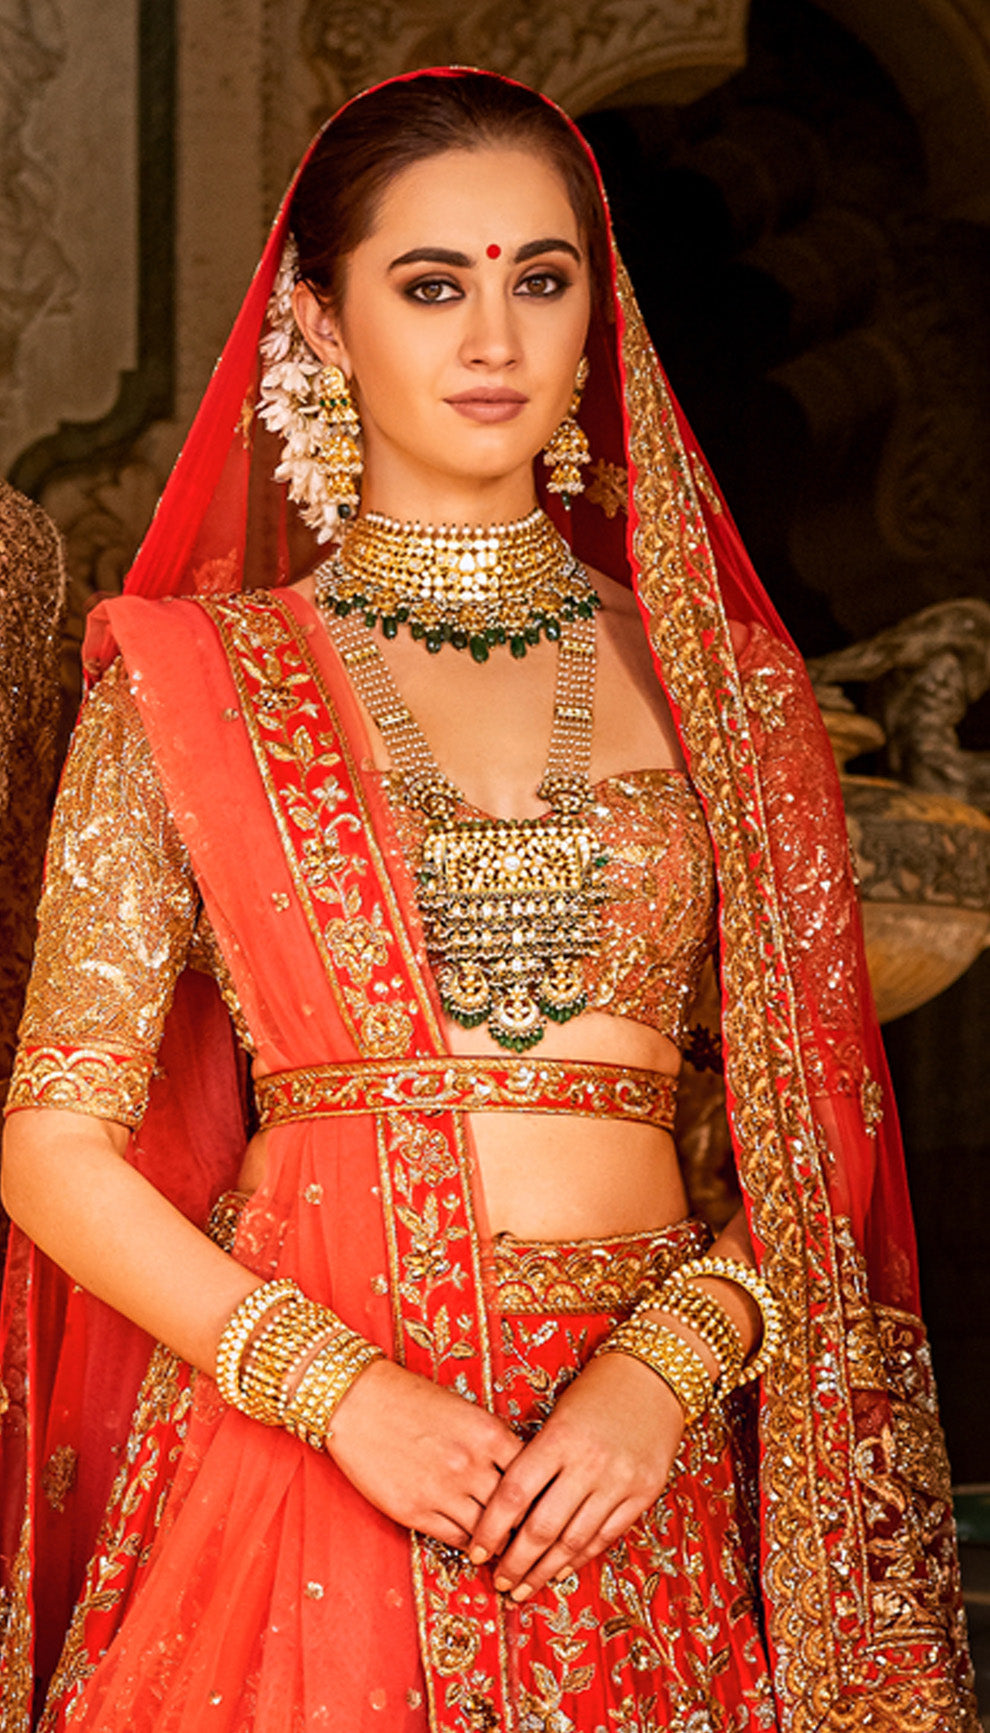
top-left (5, 66), bottom-right (972, 1730)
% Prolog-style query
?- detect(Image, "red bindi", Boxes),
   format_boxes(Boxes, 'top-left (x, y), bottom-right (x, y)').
top-left (486, 243), bottom-right (502, 259)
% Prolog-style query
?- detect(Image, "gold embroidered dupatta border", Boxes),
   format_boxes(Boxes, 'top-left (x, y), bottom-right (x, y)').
top-left (615, 266), bottom-right (972, 1730)
top-left (199, 594), bottom-right (514, 1732)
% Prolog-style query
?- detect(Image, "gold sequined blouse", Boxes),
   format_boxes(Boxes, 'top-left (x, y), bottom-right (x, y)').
top-left (7, 663), bottom-right (247, 1127)
top-left (8, 667), bottom-right (717, 1128)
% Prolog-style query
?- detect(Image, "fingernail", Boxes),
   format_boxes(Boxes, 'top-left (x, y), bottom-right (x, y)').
top-left (511, 1583), bottom-right (533, 1602)
top-left (494, 1576), bottom-right (512, 1593)
top-left (468, 1546), bottom-right (489, 1566)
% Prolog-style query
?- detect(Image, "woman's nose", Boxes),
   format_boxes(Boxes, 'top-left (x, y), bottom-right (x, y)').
top-left (460, 287), bottom-right (520, 369)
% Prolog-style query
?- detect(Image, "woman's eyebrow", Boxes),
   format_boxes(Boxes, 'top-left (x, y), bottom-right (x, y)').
top-left (514, 237), bottom-right (581, 264)
top-left (388, 238), bottom-right (582, 271)
top-left (389, 247), bottom-right (472, 270)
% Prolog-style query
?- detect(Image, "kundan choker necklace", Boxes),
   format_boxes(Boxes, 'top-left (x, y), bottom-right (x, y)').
top-left (314, 507), bottom-right (599, 661)
top-left (323, 607), bottom-right (607, 1051)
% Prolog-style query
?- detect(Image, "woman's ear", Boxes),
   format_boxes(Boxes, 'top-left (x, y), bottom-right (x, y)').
top-left (291, 281), bottom-right (352, 374)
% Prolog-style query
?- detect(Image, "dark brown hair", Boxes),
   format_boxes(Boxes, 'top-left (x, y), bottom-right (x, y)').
top-left (289, 71), bottom-right (609, 309)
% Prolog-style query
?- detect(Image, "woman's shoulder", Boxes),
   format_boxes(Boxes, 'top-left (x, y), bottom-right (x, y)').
top-left (88, 585), bottom-right (301, 673)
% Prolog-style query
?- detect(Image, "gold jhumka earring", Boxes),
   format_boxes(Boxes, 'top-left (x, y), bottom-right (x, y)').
top-left (543, 356), bottom-right (591, 506)
top-left (312, 364), bottom-right (362, 519)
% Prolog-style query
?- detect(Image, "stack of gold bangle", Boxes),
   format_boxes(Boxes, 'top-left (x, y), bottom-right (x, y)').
top-left (652, 1281), bottom-right (745, 1392)
top-left (240, 1291), bottom-right (345, 1426)
top-left (214, 1280), bottom-right (299, 1412)
top-left (284, 1334), bottom-right (385, 1451)
top-left (598, 1254), bottom-right (783, 1426)
top-left (595, 1314), bottom-right (714, 1425)
top-left (661, 1256), bottom-right (783, 1388)
top-left (214, 1279), bottom-right (385, 1448)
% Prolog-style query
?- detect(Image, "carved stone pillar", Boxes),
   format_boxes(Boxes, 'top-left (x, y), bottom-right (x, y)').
top-left (0, 481), bottom-right (62, 1111)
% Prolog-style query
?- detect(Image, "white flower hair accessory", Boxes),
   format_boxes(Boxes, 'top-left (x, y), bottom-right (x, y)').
top-left (257, 237), bottom-right (359, 543)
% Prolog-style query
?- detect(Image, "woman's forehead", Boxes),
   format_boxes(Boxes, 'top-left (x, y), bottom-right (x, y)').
top-left (366, 146), bottom-right (581, 252)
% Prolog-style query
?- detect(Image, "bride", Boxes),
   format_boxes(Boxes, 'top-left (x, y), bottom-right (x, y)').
top-left (0, 67), bottom-right (974, 1732)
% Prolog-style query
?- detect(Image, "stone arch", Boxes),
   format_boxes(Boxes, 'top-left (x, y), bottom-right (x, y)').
top-left (815, 0), bottom-right (990, 223)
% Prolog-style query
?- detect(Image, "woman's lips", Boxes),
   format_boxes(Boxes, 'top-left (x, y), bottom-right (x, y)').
top-left (445, 391), bottom-right (528, 424)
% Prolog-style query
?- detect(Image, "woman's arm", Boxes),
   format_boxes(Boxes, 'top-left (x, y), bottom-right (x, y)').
top-left (2, 1109), bottom-right (263, 1369)
top-left (2, 1106), bottom-right (522, 1548)
top-left (467, 1204), bottom-right (761, 1597)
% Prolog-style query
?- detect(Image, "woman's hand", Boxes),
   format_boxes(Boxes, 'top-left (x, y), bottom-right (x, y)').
top-left (328, 1357), bottom-right (524, 1549)
top-left (467, 1352), bottom-right (686, 1599)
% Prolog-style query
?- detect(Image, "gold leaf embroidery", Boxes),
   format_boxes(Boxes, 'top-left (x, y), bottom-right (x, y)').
top-left (41, 1446), bottom-right (78, 1514)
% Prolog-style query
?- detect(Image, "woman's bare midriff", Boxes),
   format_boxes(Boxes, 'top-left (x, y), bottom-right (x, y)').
top-left (237, 1009), bottom-right (691, 1241)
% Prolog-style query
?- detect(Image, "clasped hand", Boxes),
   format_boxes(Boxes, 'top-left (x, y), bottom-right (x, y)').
top-left (329, 1353), bottom-right (685, 1600)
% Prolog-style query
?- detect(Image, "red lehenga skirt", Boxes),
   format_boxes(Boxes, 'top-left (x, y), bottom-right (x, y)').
top-left (39, 1208), bottom-right (777, 1733)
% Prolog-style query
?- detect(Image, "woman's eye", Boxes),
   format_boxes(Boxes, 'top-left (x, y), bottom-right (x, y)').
top-left (407, 278), bottom-right (461, 304)
top-left (517, 272), bottom-right (567, 297)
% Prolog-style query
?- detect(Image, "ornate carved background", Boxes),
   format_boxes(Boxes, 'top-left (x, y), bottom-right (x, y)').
top-left (0, 2), bottom-right (151, 490)
top-left (0, 0), bottom-right (74, 456)
top-left (298, 0), bottom-right (750, 118)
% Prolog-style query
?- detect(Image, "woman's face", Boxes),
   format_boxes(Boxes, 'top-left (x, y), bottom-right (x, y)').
top-left (292, 145), bottom-right (593, 519)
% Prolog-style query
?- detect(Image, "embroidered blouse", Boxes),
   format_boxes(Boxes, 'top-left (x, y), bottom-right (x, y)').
top-left (8, 662), bottom-right (716, 1127)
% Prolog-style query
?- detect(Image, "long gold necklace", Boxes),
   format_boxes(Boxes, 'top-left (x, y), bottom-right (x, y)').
top-left (314, 508), bottom-right (599, 661)
top-left (325, 609), bottom-right (607, 1052)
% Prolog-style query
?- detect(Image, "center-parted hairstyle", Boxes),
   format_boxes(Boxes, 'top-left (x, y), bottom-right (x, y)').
top-left (289, 71), bottom-right (611, 308)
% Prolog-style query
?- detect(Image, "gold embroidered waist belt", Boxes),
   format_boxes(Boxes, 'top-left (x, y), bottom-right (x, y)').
top-left (254, 1056), bottom-right (678, 1132)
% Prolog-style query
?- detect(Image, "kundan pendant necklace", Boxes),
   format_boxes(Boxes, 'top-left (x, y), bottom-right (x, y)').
top-left (314, 507), bottom-right (599, 661)
top-left (323, 600), bottom-right (607, 1051)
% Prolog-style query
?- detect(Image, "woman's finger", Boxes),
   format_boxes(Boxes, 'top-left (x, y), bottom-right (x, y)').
top-left (467, 1460), bottom-right (510, 1511)
top-left (441, 1493), bottom-right (488, 1537)
top-left (540, 1495), bottom-right (646, 1588)
top-left (491, 1431), bottom-right (525, 1473)
top-left (420, 1511), bottom-right (473, 1550)
top-left (468, 1436), bottom-right (564, 1563)
top-left (496, 1487), bottom-right (610, 1595)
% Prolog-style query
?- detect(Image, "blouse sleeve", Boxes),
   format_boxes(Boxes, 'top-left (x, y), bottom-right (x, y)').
top-left (6, 660), bottom-right (200, 1128)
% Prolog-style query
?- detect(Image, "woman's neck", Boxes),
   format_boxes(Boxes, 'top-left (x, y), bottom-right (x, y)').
top-left (359, 460), bottom-right (538, 529)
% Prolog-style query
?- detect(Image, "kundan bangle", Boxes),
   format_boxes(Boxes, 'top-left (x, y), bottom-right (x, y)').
top-left (214, 1279), bottom-right (300, 1409)
top-left (650, 1282), bottom-right (746, 1391)
top-left (662, 1256), bottom-right (783, 1386)
top-left (595, 1315), bottom-right (714, 1426)
top-left (284, 1334), bottom-right (385, 1450)
top-left (239, 1295), bottom-right (343, 1425)
top-left (214, 1279), bottom-right (384, 1447)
